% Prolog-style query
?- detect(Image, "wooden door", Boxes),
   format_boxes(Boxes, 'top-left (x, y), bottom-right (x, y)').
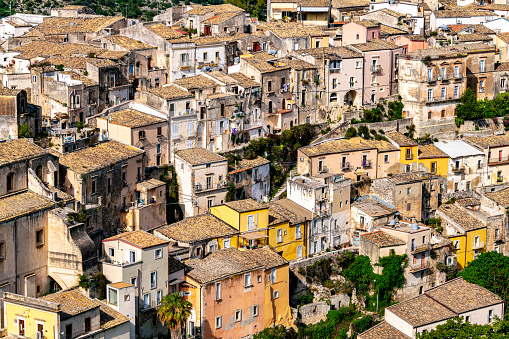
top-left (18, 319), bottom-right (25, 336)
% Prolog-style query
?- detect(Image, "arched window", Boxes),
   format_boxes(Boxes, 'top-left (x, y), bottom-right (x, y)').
top-left (268, 101), bottom-right (273, 113)
top-left (6, 172), bottom-right (14, 192)
top-left (36, 165), bottom-right (43, 182)
top-left (330, 93), bottom-right (337, 103)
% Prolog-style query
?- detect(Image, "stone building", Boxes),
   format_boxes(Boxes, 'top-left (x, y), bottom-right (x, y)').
top-left (228, 156), bottom-right (270, 202)
top-left (266, 26), bottom-right (330, 57)
top-left (174, 147), bottom-right (228, 217)
top-left (0, 88), bottom-right (39, 140)
top-left (267, 0), bottom-right (330, 26)
top-left (465, 44), bottom-right (496, 100)
top-left (351, 196), bottom-right (397, 245)
top-left (464, 134), bottom-right (509, 185)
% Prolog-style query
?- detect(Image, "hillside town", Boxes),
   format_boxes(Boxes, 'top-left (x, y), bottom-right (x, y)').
top-left (2, 0), bottom-right (509, 338)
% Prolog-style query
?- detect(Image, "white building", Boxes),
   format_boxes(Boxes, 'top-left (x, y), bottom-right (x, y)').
top-left (483, 17), bottom-right (509, 34)
top-left (228, 156), bottom-right (271, 202)
top-left (434, 140), bottom-right (485, 193)
top-left (359, 277), bottom-right (505, 339)
top-left (430, 10), bottom-right (498, 31)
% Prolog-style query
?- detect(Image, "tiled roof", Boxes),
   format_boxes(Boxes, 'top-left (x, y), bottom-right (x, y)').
top-left (186, 247), bottom-right (263, 284)
top-left (60, 71), bottom-right (98, 87)
top-left (269, 26), bottom-right (328, 39)
top-left (407, 43), bottom-right (494, 58)
top-left (155, 214), bottom-right (239, 243)
top-left (380, 8), bottom-right (405, 17)
top-left (41, 289), bottom-right (99, 320)
top-left (385, 131), bottom-right (418, 147)
top-left (457, 33), bottom-right (492, 42)
top-left (224, 198), bottom-right (267, 213)
top-left (186, 4), bottom-right (244, 15)
top-left (173, 75), bottom-right (217, 90)
top-left (61, 5), bottom-right (88, 10)
top-left (59, 140), bottom-right (144, 174)
top-left (386, 293), bottom-right (457, 327)
top-left (455, 197), bottom-right (480, 207)
top-left (0, 191), bottom-right (54, 222)
top-left (103, 230), bottom-right (168, 248)
top-left (175, 147), bottom-right (226, 166)
top-left (425, 277), bottom-right (503, 313)
top-left (358, 321), bottom-right (410, 339)
top-left (386, 172), bottom-right (424, 184)
top-left (0, 139), bottom-right (46, 165)
top-left (249, 247), bottom-right (288, 269)
top-left (485, 187), bottom-right (509, 208)
top-left (44, 56), bottom-right (117, 70)
top-left (168, 257), bottom-right (187, 274)
top-left (285, 58), bottom-right (316, 70)
top-left (354, 20), bottom-right (380, 28)
top-left (293, 46), bottom-right (362, 59)
top-left (332, 0), bottom-right (370, 8)
top-left (34, 16), bottom-right (124, 34)
top-left (299, 137), bottom-right (398, 157)
top-left (206, 12), bottom-right (242, 24)
top-left (360, 230), bottom-right (405, 247)
top-left (406, 34), bottom-right (426, 41)
top-left (269, 200), bottom-right (307, 225)
top-left (433, 9), bottom-right (497, 17)
top-left (464, 133), bottom-right (509, 148)
top-left (418, 144), bottom-right (449, 158)
top-left (148, 85), bottom-right (193, 101)
top-left (96, 50), bottom-right (129, 60)
top-left (437, 203), bottom-right (485, 232)
top-left (352, 198), bottom-right (397, 217)
top-left (13, 41), bottom-right (103, 59)
top-left (136, 178), bottom-right (165, 190)
top-left (147, 24), bottom-right (185, 40)
top-left (270, 0), bottom-right (329, 6)
top-left (0, 87), bottom-right (22, 96)
top-left (5, 20), bottom-right (30, 27)
top-left (227, 72), bottom-right (260, 88)
top-left (108, 282), bottom-right (132, 289)
top-left (95, 300), bottom-right (130, 330)
top-left (380, 25), bottom-right (407, 36)
top-left (459, 24), bottom-right (495, 34)
top-left (273, 198), bottom-right (314, 220)
top-left (107, 35), bottom-right (155, 51)
top-left (229, 156), bottom-right (269, 174)
top-left (243, 52), bottom-right (291, 73)
top-left (349, 39), bottom-right (401, 51)
top-left (98, 109), bottom-right (165, 128)
top-left (496, 61), bottom-right (509, 71)
top-left (484, 3), bottom-right (509, 10)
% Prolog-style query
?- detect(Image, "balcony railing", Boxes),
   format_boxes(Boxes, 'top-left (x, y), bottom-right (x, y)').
top-left (454, 74), bottom-right (463, 79)
top-left (452, 166), bottom-right (465, 173)
top-left (362, 159), bottom-right (371, 168)
top-left (411, 243), bottom-right (430, 254)
top-left (405, 153), bottom-right (413, 160)
top-left (488, 156), bottom-right (509, 165)
top-left (472, 241), bottom-right (484, 250)
top-left (425, 76), bottom-right (437, 82)
top-left (495, 234), bottom-right (504, 242)
top-left (370, 64), bottom-right (382, 73)
top-left (409, 260), bottom-right (430, 272)
top-left (341, 162), bottom-right (351, 171)
top-left (319, 166), bottom-right (329, 173)
top-left (330, 68), bottom-right (341, 74)
top-left (195, 181), bottom-right (228, 192)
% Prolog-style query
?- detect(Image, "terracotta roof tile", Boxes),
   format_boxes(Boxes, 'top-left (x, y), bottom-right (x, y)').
top-left (360, 230), bottom-right (405, 247)
top-left (385, 131), bottom-right (418, 147)
top-left (464, 133), bottom-right (509, 148)
top-left (293, 46), bottom-right (362, 59)
top-left (59, 140), bottom-right (144, 174)
top-left (175, 147), bottom-right (226, 166)
top-left (269, 200), bottom-right (307, 225)
top-left (136, 178), bottom-right (165, 191)
top-left (147, 24), bottom-right (185, 40)
top-left (0, 139), bottom-right (46, 165)
top-left (437, 203), bottom-right (485, 232)
top-left (433, 9), bottom-right (497, 18)
top-left (227, 72), bottom-right (260, 87)
top-left (349, 39), bottom-right (401, 51)
top-left (242, 52), bottom-right (291, 73)
top-left (107, 35), bottom-right (155, 51)
top-left (299, 137), bottom-right (398, 157)
top-left (229, 156), bottom-right (269, 174)
top-left (485, 187), bottom-right (509, 208)
top-left (0, 191), bottom-right (54, 222)
top-left (224, 198), bottom-right (267, 213)
top-left (173, 75), bottom-right (218, 90)
top-left (103, 230), bottom-right (168, 248)
top-left (249, 247), bottom-right (288, 269)
top-left (95, 300), bottom-right (130, 330)
top-left (41, 289), bottom-right (99, 319)
top-left (418, 144), bottom-right (449, 158)
top-left (358, 321), bottom-right (410, 339)
top-left (155, 214), bottom-right (239, 243)
top-left (98, 109), bottom-right (165, 128)
top-left (352, 198), bottom-right (397, 217)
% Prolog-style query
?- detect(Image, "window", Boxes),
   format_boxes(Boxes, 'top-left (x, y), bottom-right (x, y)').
top-left (356, 34), bottom-right (359, 40)
top-left (273, 290), bottom-right (280, 299)
top-left (474, 235), bottom-right (480, 247)
top-left (223, 237), bottom-right (231, 248)
top-left (215, 316), bottom-right (222, 329)
top-left (91, 180), bottom-right (96, 194)
top-left (244, 273), bottom-right (252, 287)
top-left (203, 52), bottom-right (208, 62)
top-left (480, 59), bottom-right (486, 72)
top-left (465, 316), bottom-right (470, 323)
top-left (495, 228), bottom-right (500, 238)
top-left (296, 225), bottom-right (302, 239)
top-left (441, 87), bottom-right (446, 100)
top-left (32, 75), bottom-right (37, 83)
top-left (170, 103), bottom-right (175, 115)
top-left (139, 130), bottom-right (146, 140)
top-left (332, 78), bottom-right (337, 89)
top-left (156, 143), bottom-right (161, 154)
top-left (454, 85), bottom-right (459, 98)
top-left (131, 277), bottom-right (137, 287)
top-left (407, 188), bottom-right (411, 195)
top-left (294, 41), bottom-right (298, 51)
top-left (7, 172), bottom-right (14, 192)
top-left (129, 251), bottom-right (136, 263)
top-left (454, 65), bottom-right (459, 77)
top-left (277, 228), bottom-right (283, 243)
top-left (330, 93), bottom-right (337, 102)
top-left (155, 248), bottom-right (162, 259)
top-left (454, 240), bottom-right (460, 249)
top-left (215, 51), bottom-right (219, 59)
top-left (407, 203), bottom-right (411, 211)
top-left (108, 288), bottom-right (118, 305)
top-left (143, 293), bottom-right (150, 307)
top-left (427, 89), bottom-right (433, 101)
top-left (65, 324), bottom-right (72, 339)
top-left (488, 310), bottom-right (494, 323)
top-left (384, 154), bottom-right (389, 163)
top-left (427, 68), bottom-right (432, 79)
top-left (36, 229), bottom-right (43, 247)
top-left (441, 67), bottom-right (446, 78)
top-left (247, 214), bottom-right (255, 230)
top-left (157, 127), bottom-right (162, 136)
top-left (480, 80), bottom-right (485, 92)
top-left (85, 317), bottom-right (91, 333)
top-left (253, 305), bottom-right (259, 316)
top-left (109, 248), bottom-right (114, 257)
top-left (269, 268), bottom-right (276, 283)
top-left (235, 310), bottom-right (242, 322)
top-left (150, 271), bottom-right (157, 289)
top-left (406, 66), bottom-right (411, 75)
top-left (156, 290), bottom-right (162, 304)
top-left (502, 78), bottom-right (506, 89)
top-left (215, 282), bottom-right (221, 300)
top-left (315, 40), bottom-right (320, 48)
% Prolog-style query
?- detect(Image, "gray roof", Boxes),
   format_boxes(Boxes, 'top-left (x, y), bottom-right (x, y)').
top-left (434, 140), bottom-right (484, 158)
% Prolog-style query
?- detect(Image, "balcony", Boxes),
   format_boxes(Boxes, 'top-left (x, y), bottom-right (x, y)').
top-left (330, 68), bottom-right (341, 74)
top-left (195, 181), bottom-right (229, 192)
top-left (319, 166), bottom-right (329, 173)
top-left (495, 234), bottom-right (504, 242)
top-left (409, 261), bottom-right (430, 272)
top-left (488, 156), bottom-right (509, 166)
top-left (411, 243), bottom-right (430, 254)
top-left (179, 61), bottom-right (192, 71)
top-left (479, 88), bottom-right (485, 93)
top-left (472, 241), bottom-right (484, 250)
top-left (405, 153), bottom-right (413, 160)
top-left (362, 159), bottom-right (371, 168)
top-left (454, 74), bottom-right (463, 80)
top-left (370, 64), bottom-right (382, 73)
top-left (425, 76), bottom-right (437, 82)
top-left (341, 162), bottom-right (351, 171)
top-left (425, 97), bottom-right (460, 105)
top-left (452, 166), bottom-right (465, 174)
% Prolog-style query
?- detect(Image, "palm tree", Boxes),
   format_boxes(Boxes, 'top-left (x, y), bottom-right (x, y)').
top-left (157, 292), bottom-right (192, 339)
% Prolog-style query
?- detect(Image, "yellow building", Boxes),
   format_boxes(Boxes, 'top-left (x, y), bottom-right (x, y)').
top-left (418, 144), bottom-right (449, 177)
top-left (437, 203), bottom-right (487, 269)
top-left (211, 199), bottom-right (270, 249)
top-left (385, 131), bottom-right (419, 170)
top-left (153, 213), bottom-right (240, 261)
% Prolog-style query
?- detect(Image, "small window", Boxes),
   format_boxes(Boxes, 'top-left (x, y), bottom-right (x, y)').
top-left (257, 275), bottom-right (262, 283)
top-left (139, 130), bottom-right (146, 140)
top-left (84, 317), bottom-right (91, 333)
top-left (155, 248), bottom-right (162, 259)
top-left (273, 290), bottom-right (280, 299)
top-left (109, 248), bottom-right (114, 257)
top-left (36, 229), bottom-right (44, 247)
top-left (157, 127), bottom-right (162, 136)
top-left (454, 240), bottom-right (460, 249)
top-left (215, 316), bottom-right (222, 329)
top-left (150, 271), bottom-right (157, 289)
top-left (407, 187), bottom-right (411, 195)
top-left (0, 241), bottom-right (5, 260)
top-left (215, 282), bottom-right (221, 300)
top-left (407, 203), bottom-right (411, 211)
top-left (235, 310), bottom-right (242, 322)
top-left (488, 310), bottom-right (494, 323)
top-left (91, 180), bottom-right (96, 194)
top-left (253, 305), bottom-right (259, 316)
top-left (244, 273), bottom-right (251, 287)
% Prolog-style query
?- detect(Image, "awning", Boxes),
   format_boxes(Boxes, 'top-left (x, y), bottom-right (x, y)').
top-left (240, 232), bottom-right (269, 240)
top-left (168, 278), bottom-right (184, 285)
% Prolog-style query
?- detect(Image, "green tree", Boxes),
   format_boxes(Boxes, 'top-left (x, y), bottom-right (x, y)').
top-left (344, 127), bottom-right (357, 139)
top-left (91, 272), bottom-right (109, 299)
top-left (416, 317), bottom-right (509, 339)
top-left (341, 255), bottom-right (375, 296)
top-left (77, 274), bottom-right (90, 290)
top-left (362, 104), bottom-right (384, 123)
top-left (157, 292), bottom-right (192, 339)
top-left (358, 126), bottom-right (371, 140)
top-left (460, 251), bottom-right (509, 306)
top-left (18, 124), bottom-right (31, 138)
top-left (455, 88), bottom-right (482, 125)
top-left (253, 325), bottom-right (297, 339)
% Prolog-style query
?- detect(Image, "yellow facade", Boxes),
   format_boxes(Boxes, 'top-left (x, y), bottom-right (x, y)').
top-left (267, 220), bottom-right (307, 261)
top-left (263, 264), bottom-right (293, 328)
top-left (4, 301), bottom-right (58, 339)
top-left (400, 146), bottom-right (418, 167)
top-left (450, 227), bottom-right (486, 269)
top-left (418, 157), bottom-right (449, 177)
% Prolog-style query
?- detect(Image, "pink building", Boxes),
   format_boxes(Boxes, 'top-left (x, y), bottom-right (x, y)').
top-left (342, 20), bottom-right (381, 46)
top-left (390, 34), bottom-right (428, 53)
